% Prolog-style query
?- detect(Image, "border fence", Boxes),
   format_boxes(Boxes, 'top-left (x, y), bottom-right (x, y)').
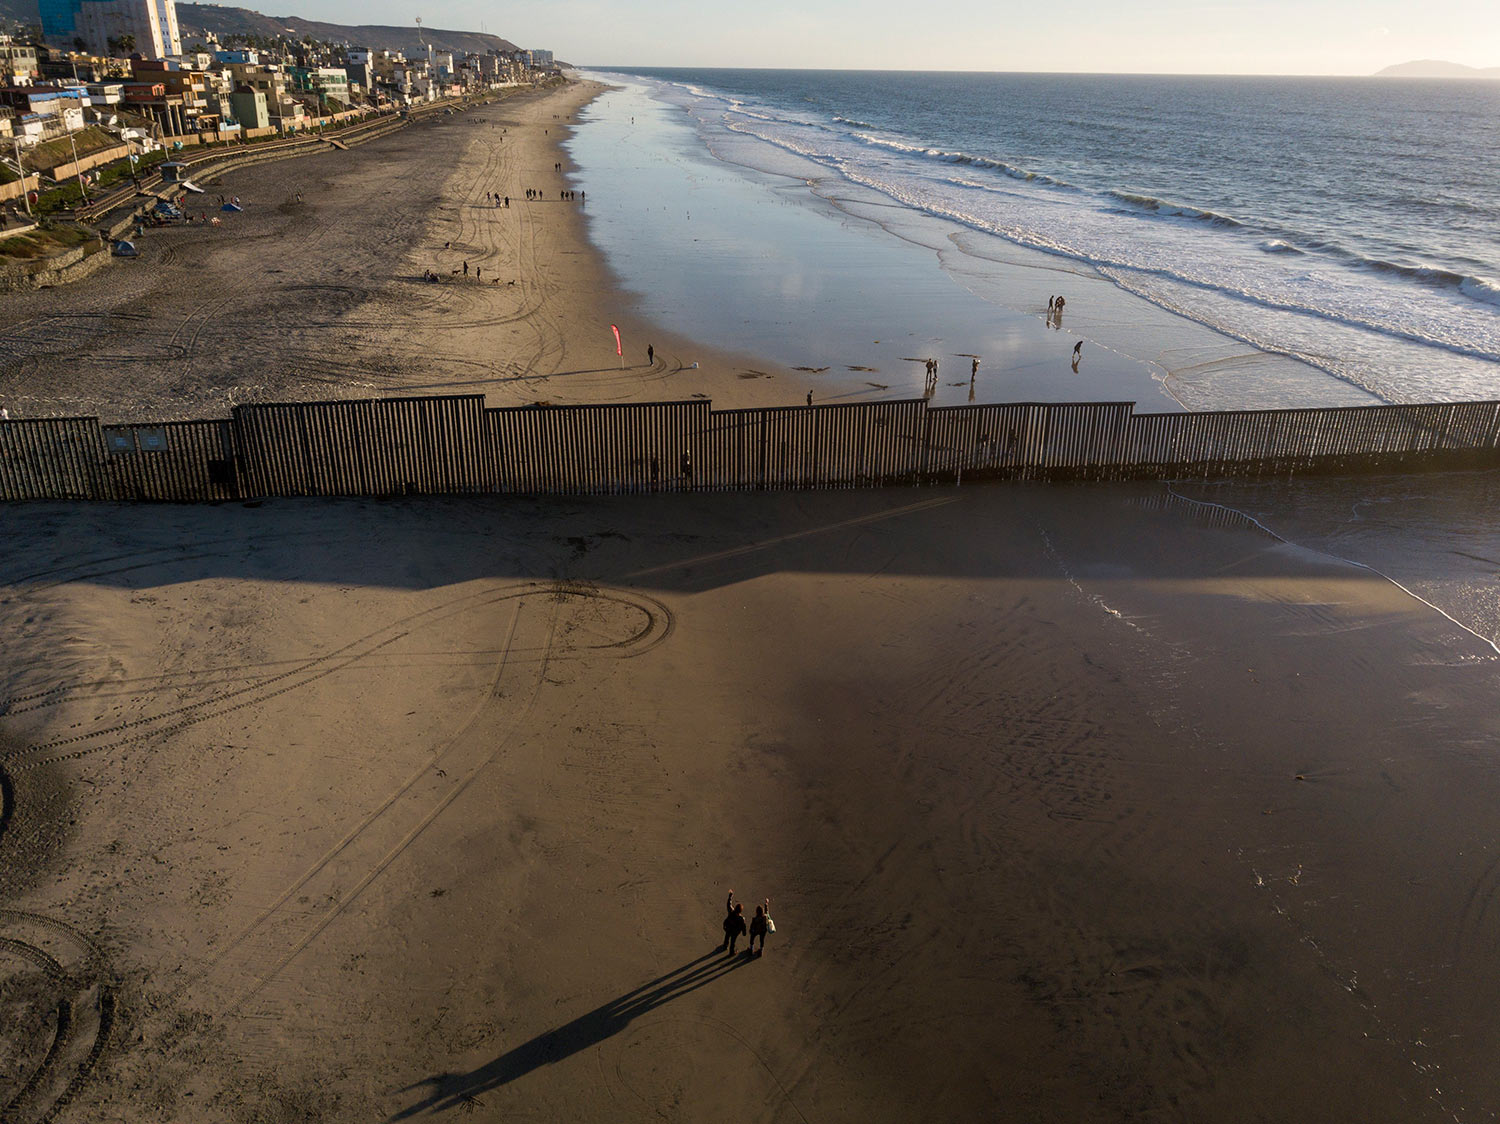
top-left (3, 394), bottom-right (1500, 503)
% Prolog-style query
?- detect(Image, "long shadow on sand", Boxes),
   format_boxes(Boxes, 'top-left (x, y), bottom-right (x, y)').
top-left (390, 950), bottom-right (753, 1118)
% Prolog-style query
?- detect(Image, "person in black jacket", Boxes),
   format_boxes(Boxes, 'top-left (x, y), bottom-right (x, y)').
top-left (720, 890), bottom-right (747, 954)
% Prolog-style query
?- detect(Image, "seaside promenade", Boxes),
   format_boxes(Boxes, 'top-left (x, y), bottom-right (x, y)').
top-left (5, 78), bottom-right (1500, 1124)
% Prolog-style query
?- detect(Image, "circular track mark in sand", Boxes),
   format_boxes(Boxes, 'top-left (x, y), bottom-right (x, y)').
top-left (542, 583), bottom-right (674, 659)
top-left (0, 911), bottom-right (115, 1124)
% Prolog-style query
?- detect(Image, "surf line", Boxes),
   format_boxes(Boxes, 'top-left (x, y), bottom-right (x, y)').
top-left (1164, 485), bottom-right (1500, 658)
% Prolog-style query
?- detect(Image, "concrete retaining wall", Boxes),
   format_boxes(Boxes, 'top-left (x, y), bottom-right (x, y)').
top-left (0, 236), bottom-right (108, 293)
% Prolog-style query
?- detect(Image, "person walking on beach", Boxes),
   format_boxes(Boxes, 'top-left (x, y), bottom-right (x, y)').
top-left (647, 343), bottom-right (654, 365)
top-left (721, 891), bottom-right (747, 954)
top-left (463, 260), bottom-right (469, 276)
top-left (807, 390), bottom-right (813, 407)
top-left (748, 899), bottom-right (772, 956)
top-left (1072, 340), bottom-right (1082, 361)
top-left (971, 357), bottom-right (979, 378)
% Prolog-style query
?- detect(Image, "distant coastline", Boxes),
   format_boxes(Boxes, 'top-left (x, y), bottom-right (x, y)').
top-left (1375, 59), bottom-right (1500, 78)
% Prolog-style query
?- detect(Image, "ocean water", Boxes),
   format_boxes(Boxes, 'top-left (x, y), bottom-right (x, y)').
top-left (576, 69), bottom-right (1500, 407)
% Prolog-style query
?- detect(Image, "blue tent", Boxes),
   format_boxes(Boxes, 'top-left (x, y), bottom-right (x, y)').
top-left (220, 202), bottom-right (242, 212)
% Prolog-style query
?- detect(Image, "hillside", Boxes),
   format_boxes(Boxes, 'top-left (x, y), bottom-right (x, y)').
top-left (0, 0), bottom-right (524, 55)
top-left (1375, 59), bottom-right (1500, 78)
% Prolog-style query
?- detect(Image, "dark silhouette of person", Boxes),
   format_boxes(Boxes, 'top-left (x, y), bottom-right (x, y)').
top-left (647, 343), bottom-right (654, 365)
top-left (749, 899), bottom-right (771, 955)
top-left (680, 450), bottom-right (692, 480)
top-left (971, 357), bottom-right (979, 377)
top-left (807, 390), bottom-right (813, 407)
top-left (1072, 340), bottom-right (1082, 360)
top-left (721, 891), bottom-right (746, 954)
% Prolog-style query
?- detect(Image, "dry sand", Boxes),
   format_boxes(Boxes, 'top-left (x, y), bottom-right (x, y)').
top-left (0, 81), bottom-right (802, 424)
top-left (5, 482), bottom-right (1500, 1122)
top-left (6, 79), bottom-right (1500, 1124)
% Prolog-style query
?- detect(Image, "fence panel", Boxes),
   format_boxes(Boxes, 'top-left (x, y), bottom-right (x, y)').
top-left (0, 418), bottom-right (107, 500)
top-left (7, 395), bottom-right (1500, 503)
top-left (105, 419), bottom-right (238, 501)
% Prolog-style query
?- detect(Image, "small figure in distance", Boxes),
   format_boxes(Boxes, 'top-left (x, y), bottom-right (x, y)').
top-left (647, 343), bottom-right (654, 365)
top-left (749, 898), bottom-right (772, 956)
top-left (1072, 340), bottom-right (1082, 361)
top-left (721, 890), bottom-right (747, 954)
top-left (807, 390), bottom-right (813, 407)
top-left (971, 356), bottom-right (979, 378)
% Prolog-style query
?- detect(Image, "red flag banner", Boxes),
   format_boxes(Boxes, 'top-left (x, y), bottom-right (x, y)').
top-left (611, 324), bottom-right (622, 356)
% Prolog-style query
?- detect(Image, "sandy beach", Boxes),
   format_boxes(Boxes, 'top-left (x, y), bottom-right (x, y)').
top-left (6, 477), bottom-right (1500, 1122)
top-left (6, 78), bottom-right (1500, 1124)
top-left (0, 81), bottom-right (824, 425)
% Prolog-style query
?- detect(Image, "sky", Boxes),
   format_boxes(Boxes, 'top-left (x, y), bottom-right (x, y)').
top-left (294, 0), bottom-right (1500, 75)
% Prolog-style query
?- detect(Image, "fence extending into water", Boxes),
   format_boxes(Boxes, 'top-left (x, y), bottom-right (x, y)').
top-left (3, 394), bottom-right (1499, 503)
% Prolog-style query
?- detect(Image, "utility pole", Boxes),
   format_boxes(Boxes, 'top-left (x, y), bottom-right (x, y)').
top-left (13, 136), bottom-right (30, 216)
top-left (65, 119), bottom-right (90, 204)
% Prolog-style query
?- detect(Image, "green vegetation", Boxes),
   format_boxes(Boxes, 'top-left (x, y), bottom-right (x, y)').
top-left (24, 126), bottom-right (126, 171)
top-left (0, 223), bottom-right (96, 262)
top-left (34, 149), bottom-right (168, 215)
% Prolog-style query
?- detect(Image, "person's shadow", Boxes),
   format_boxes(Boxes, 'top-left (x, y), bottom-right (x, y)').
top-left (390, 950), bottom-right (753, 1118)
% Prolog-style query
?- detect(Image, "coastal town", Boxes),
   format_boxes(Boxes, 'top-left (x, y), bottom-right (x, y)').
top-left (0, 0), bottom-right (556, 225)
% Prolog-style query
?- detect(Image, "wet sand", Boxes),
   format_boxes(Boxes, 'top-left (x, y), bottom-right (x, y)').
top-left (6, 79), bottom-right (1500, 1124)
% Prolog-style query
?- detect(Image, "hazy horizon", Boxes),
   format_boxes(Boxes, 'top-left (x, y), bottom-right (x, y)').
top-left (274, 0), bottom-right (1498, 77)
top-left (575, 63), bottom-right (1499, 78)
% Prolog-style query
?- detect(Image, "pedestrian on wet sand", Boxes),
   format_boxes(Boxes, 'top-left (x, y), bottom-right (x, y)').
top-left (971, 357), bottom-right (979, 378)
top-left (721, 891), bottom-right (747, 954)
top-left (647, 343), bottom-right (654, 365)
top-left (807, 390), bottom-right (813, 407)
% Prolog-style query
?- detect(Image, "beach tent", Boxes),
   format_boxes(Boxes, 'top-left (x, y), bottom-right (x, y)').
top-left (111, 240), bottom-right (138, 257)
top-left (220, 202), bottom-right (242, 212)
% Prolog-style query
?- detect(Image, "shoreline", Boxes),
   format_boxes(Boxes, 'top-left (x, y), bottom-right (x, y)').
top-left (0, 81), bottom-right (806, 425)
top-left (566, 73), bottom-right (1382, 414)
top-left (0, 77), bottom-right (1375, 426)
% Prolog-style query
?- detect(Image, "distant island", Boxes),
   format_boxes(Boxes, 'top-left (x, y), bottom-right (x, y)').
top-left (1375, 59), bottom-right (1500, 78)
